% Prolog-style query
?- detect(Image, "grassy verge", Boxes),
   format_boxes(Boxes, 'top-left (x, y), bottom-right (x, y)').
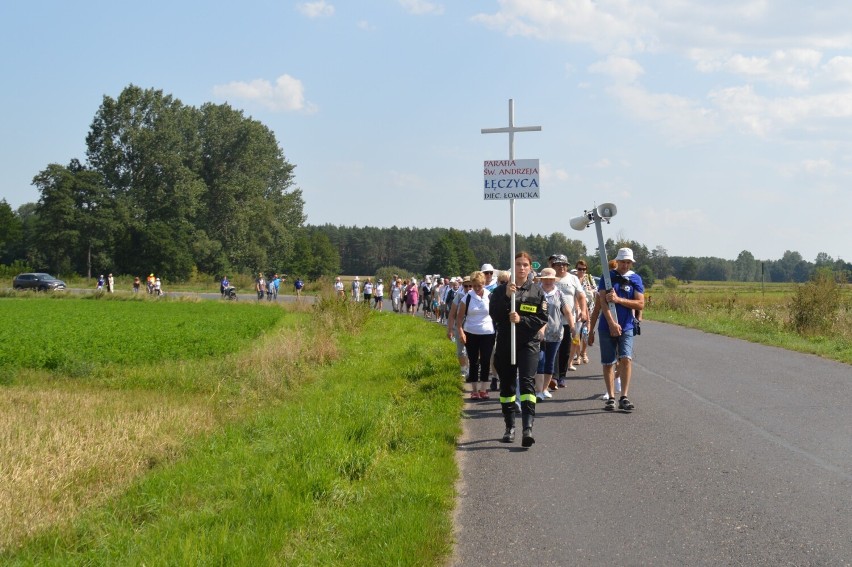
top-left (1, 297), bottom-right (461, 565)
top-left (646, 281), bottom-right (852, 365)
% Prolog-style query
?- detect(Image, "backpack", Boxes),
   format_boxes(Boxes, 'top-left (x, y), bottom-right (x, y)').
top-left (445, 288), bottom-right (455, 305)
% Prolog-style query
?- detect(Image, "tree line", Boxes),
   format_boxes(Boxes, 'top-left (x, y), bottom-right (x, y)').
top-left (302, 225), bottom-right (849, 286)
top-left (0, 84), bottom-right (848, 286)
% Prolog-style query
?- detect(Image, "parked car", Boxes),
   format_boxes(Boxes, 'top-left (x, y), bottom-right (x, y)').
top-left (12, 273), bottom-right (67, 291)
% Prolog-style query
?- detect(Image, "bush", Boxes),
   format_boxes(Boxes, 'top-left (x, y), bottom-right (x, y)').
top-left (788, 268), bottom-right (839, 336)
top-left (663, 276), bottom-right (679, 290)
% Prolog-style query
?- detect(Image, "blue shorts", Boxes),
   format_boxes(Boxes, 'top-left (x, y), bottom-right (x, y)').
top-left (536, 341), bottom-right (560, 375)
top-left (598, 329), bottom-right (635, 366)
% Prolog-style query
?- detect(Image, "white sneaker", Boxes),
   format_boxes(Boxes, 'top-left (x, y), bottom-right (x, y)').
top-left (542, 389), bottom-right (552, 399)
top-left (602, 392), bottom-right (610, 400)
top-left (536, 392), bottom-right (546, 401)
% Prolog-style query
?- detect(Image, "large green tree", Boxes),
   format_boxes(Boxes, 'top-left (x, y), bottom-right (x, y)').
top-left (82, 85), bottom-right (304, 278)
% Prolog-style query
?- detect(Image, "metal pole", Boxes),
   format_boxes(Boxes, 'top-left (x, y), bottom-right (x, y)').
top-left (508, 100), bottom-right (517, 366)
top-left (593, 211), bottom-right (618, 322)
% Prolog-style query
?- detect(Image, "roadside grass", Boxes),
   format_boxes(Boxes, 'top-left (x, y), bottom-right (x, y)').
top-left (1, 296), bottom-right (462, 565)
top-left (647, 281), bottom-right (852, 364)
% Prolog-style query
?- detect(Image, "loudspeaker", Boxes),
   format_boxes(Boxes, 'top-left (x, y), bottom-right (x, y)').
top-left (569, 214), bottom-right (590, 231)
top-left (597, 203), bottom-right (617, 219)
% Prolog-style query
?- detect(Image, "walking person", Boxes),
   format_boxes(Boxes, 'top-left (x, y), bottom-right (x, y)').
top-left (456, 272), bottom-right (496, 400)
top-left (405, 279), bottom-right (419, 315)
top-left (351, 276), bottom-right (361, 302)
top-left (447, 277), bottom-right (471, 378)
top-left (490, 252), bottom-right (548, 447)
top-left (255, 272), bottom-right (266, 301)
top-left (294, 277), bottom-right (304, 299)
top-left (588, 248), bottom-right (645, 412)
top-left (391, 277), bottom-right (402, 312)
top-left (374, 279), bottom-right (384, 310)
top-left (334, 277), bottom-right (345, 298)
top-left (363, 278), bottom-right (373, 304)
top-left (270, 273), bottom-right (281, 301)
top-left (574, 259), bottom-right (596, 364)
top-left (533, 268), bottom-right (575, 401)
top-left (548, 254), bottom-right (588, 386)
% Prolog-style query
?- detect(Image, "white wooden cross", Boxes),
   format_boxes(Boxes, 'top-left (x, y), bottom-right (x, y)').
top-left (481, 99), bottom-right (541, 364)
top-left (481, 99), bottom-right (542, 161)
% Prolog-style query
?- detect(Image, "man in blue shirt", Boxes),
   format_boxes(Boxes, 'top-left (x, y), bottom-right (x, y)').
top-left (588, 248), bottom-right (645, 412)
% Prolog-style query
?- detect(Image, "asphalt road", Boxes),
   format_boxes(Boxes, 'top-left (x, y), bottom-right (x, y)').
top-left (452, 321), bottom-right (851, 566)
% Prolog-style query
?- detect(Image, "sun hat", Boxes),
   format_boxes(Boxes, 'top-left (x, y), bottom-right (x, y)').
top-left (615, 248), bottom-right (635, 262)
top-left (355, 276), bottom-right (359, 281)
top-left (536, 267), bottom-right (558, 280)
top-left (480, 263), bottom-right (495, 272)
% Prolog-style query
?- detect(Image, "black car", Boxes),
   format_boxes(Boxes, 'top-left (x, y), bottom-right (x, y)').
top-left (12, 273), bottom-right (67, 291)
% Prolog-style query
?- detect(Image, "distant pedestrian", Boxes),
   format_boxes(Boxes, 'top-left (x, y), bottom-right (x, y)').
top-left (255, 272), bottom-right (266, 301)
top-left (221, 275), bottom-right (230, 297)
top-left (154, 277), bottom-right (163, 296)
top-left (96, 275), bottom-right (104, 291)
top-left (363, 278), bottom-right (373, 303)
top-left (294, 277), bottom-right (304, 298)
top-left (107, 273), bottom-right (114, 293)
top-left (133, 276), bottom-right (141, 293)
top-left (405, 279), bottom-right (419, 315)
top-left (351, 276), bottom-right (361, 302)
top-left (334, 277), bottom-right (345, 298)
top-left (391, 278), bottom-right (402, 312)
top-left (374, 278), bottom-right (384, 310)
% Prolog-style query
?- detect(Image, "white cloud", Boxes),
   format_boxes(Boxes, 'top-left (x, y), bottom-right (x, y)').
top-left (709, 85), bottom-right (852, 136)
top-left (212, 75), bottom-right (317, 113)
top-left (822, 56), bottom-right (852, 84)
top-left (472, 0), bottom-right (650, 55)
top-left (296, 1), bottom-right (334, 18)
top-left (398, 0), bottom-right (444, 16)
top-left (588, 56), bottom-right (644, 84)
top-left (356, 20), bottom-right (376, 31)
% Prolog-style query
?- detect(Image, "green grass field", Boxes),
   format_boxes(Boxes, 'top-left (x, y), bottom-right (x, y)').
top-left (0, 296), bottom-right (461, 565)
top-left (0, 298), bottom-right (285, 374)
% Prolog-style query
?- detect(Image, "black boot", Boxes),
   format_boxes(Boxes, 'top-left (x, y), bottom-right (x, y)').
top-left (500, 407), bottom-right (516, 443)
top-left (521, 412), bottom-right (535, 448)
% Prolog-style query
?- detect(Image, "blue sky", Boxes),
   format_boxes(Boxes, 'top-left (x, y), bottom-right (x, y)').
top-left (2, 0), bottom-right (851, 263)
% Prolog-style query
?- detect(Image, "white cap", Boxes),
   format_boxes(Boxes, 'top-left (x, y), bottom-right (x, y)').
top-left (481, 263), bottom-right (495, 272)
